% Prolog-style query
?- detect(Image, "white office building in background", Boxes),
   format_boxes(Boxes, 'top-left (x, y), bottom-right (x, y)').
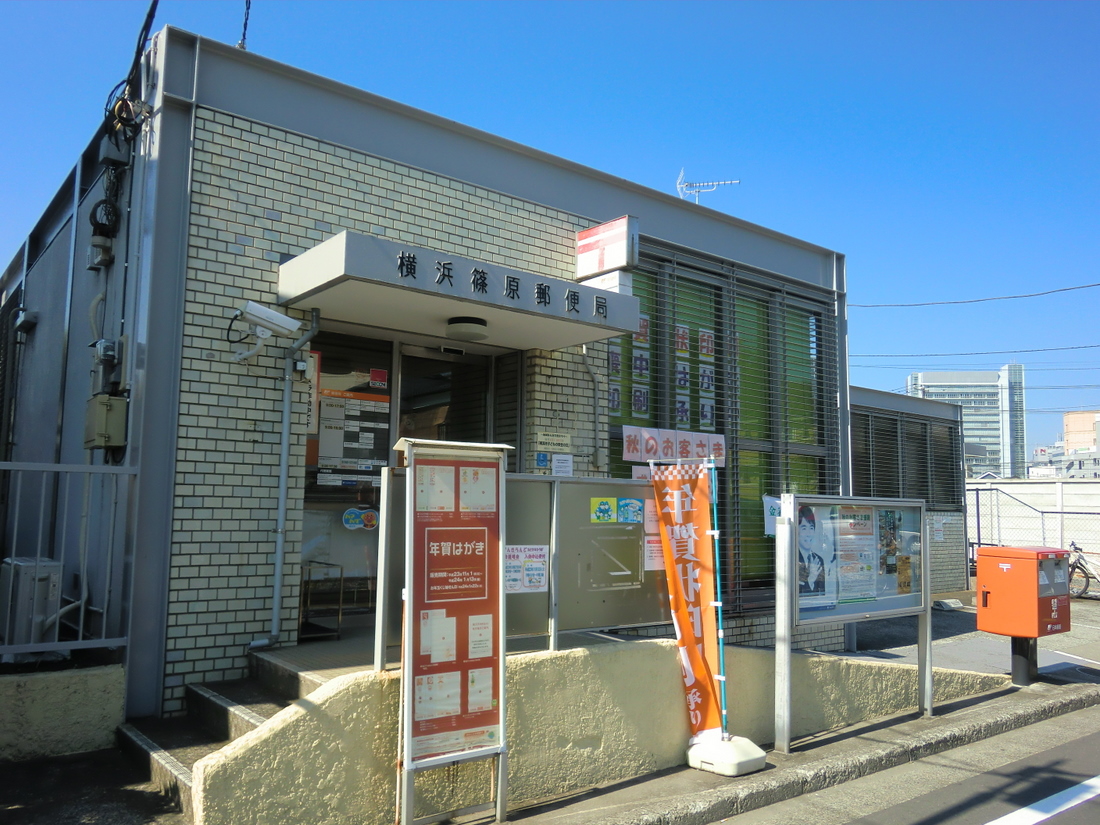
top-left (906, 364), bottom-right (1026, 478)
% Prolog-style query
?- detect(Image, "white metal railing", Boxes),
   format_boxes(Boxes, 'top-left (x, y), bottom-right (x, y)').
top-left (0, 462), bottom-right (135, 658)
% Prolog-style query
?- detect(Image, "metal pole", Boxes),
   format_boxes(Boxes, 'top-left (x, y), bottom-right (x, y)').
top-left (1010, 636), bottom-right (1038, 686)
top-left (918, 504), bottom-right (934, 717)
top-left (549, 479), bottom-right (560, 651)
top-left (707, 460), bottom-right (729, 737)
top-left (974, 487), bottom-right (982, 547)
top-left (373, 469), bottom-right (393, 672)
top-left (774, 510), bottom-right (793, 754)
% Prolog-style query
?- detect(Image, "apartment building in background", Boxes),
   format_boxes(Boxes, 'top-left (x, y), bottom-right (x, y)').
top-left (907, 364), bottom-right (1026, 478)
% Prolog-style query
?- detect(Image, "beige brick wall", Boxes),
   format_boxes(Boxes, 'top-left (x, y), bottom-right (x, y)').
top-left (524, 342), bottom-right (610, 478)
top-left (165, 108), bottom-right (596, 712)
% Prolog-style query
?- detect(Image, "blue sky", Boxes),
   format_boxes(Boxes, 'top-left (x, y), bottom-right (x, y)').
top-left (3, 1), bottom-right (1098, 451)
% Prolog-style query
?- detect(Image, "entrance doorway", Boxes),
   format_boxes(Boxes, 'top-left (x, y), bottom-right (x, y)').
top-left (397, 347), bottom-right (490, 443)
top-left (298, 334), bottom-right (492, 640)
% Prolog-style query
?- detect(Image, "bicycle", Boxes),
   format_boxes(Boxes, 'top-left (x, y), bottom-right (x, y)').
top-left (1068, 541), bottom-right (1100, 598)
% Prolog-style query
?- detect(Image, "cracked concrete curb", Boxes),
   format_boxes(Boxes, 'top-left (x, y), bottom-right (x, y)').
top-left (572, 683), bottom-right (1100, 825)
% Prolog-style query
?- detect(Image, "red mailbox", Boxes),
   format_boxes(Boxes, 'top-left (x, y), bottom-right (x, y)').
top-left (976, 546), bottom-right (1070, 638)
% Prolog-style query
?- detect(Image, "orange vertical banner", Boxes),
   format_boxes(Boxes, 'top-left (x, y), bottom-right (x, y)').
top-left (651, 462), bottom-right (723, 743)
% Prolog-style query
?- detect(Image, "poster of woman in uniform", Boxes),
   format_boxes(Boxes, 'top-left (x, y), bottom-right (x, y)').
top-left (797, 505), bottom-right (838, 610)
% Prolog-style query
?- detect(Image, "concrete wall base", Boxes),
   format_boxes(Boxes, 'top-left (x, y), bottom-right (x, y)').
top-left (191, 641), bottom-right (1008, 825)
top-left (0, 665), bottom-right (126, 761)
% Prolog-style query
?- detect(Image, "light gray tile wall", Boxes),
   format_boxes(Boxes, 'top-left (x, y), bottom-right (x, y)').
top-left (164, 109), bottom-right (597, 712)
top-left (929, 511), bottom-right (968, 594)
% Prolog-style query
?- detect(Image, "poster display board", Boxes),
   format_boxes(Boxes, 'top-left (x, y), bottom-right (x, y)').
top-left (788, 496), bottom-right (927, 626)
top-left (774, 494), bottom-right (932, 755)
top-left (396, 439), bottom-right (511, 824)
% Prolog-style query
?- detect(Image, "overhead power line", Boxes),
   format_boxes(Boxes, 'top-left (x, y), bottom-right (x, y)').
top-left (853, 364), bottom-right (1100, 372)
top-left (850, 281), bottom-right (1100, 308)
top-left (852, 343), bottom-right (1100, 358)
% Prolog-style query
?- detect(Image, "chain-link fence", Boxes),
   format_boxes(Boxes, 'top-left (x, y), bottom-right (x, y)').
top-left (967, 484), bottom-right (1100, 572)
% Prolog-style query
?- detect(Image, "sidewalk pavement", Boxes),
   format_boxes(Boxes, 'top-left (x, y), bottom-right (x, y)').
top-left (493, 597), bottom-right (1100, 825)
top-left (6, 598), bottom-right (1100, 825)
top-left (501, 675), bottom-right (1100, 825)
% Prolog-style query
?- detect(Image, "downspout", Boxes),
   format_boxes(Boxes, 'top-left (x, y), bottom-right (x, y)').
top-left (581, 344), bottom-right (606, 473)
top-left (250, 307), bottom-right (320, 650)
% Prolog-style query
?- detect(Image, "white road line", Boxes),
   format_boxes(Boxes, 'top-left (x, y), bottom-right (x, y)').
top-left (982, 775), bottom-right (1100, 824)
top-left (1047, 650), bottom-right (1100, 667)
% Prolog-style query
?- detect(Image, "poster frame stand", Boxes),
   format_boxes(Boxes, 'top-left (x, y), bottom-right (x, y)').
top-left (395, 438), bottom-right (513, 825)
top-left (774, 494), bottom-right (932, 755)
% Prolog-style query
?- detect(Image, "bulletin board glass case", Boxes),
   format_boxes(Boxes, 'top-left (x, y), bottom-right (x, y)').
top-left (783, 495), bottom-right (928, 626)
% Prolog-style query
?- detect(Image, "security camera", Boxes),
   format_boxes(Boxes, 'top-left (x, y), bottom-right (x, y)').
top-left (233, 301), bottom-right (303, 337)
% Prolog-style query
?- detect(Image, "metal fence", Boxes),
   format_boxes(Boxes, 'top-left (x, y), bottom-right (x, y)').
top-left (968, 484), bottom-right (1100, 567)
top-left (0, 462), bottom-right (135, 658)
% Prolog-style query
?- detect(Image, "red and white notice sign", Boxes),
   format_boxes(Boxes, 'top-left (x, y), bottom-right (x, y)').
top-left (576, 215), bottom-right (639, 279)
top-left (403, 445), bottom-right (506, 765)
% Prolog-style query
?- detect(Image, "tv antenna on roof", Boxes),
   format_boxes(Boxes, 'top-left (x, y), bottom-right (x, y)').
top-left (676, 168), bottom-right (740, 204)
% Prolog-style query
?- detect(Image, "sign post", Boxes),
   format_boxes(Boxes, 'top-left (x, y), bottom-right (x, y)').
top-left (395, 438), bottom-right (513, 825)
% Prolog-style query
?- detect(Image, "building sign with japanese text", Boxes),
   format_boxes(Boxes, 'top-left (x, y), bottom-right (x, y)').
top-left (279, 231), bottom-right (639, 345)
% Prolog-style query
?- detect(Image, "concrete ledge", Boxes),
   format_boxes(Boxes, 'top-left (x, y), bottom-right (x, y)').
top-left (190, 641), bottom-right (1016, 825)
top-left (0, 665), bottom-right (125, 761)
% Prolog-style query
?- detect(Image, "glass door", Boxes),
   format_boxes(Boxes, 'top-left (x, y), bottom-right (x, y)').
top-left (301, 335), bottom-right (393, 636)
top-left (397, 346), bottom-right (490, 443)
top-left (299, 337), bottom-right (493, 639)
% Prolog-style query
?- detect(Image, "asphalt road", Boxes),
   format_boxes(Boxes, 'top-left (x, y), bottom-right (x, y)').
top-left (846, 593), bottom-right (1100, 681)
top-left (715, 704), bottom-right (1100, 825)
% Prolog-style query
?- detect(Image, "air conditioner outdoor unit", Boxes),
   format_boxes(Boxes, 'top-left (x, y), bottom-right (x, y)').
top-left (0, 557), bottom-right (63, 646)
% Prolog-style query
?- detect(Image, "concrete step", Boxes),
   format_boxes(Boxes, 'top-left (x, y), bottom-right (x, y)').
top-left (249, 645), bottom-right (333, 699)
top-left (118, 667), bottom-right (297, 820)
top-left (117, 718), bottom-right (218, 822)
top-left (189, 679), bottom-right (291, 740)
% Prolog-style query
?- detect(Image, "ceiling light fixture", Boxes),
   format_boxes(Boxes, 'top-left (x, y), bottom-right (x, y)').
top-left (446, 316), bottom-right (489, 342)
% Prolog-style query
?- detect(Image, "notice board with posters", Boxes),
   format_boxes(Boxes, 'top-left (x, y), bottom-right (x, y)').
top-left (398, 439), bottom-right (511, 766)
top-left (375, 474), bottom-right (666, 663)
top-left (774, 494), bottom-right (932, 754)
top-left (783, 495), bottom-right (928, 626)
top-left (394, 439), bottom-right (511, 825)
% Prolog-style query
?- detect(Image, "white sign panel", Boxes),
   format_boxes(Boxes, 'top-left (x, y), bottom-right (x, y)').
top-left (575, 216), bottom-right (639, 279)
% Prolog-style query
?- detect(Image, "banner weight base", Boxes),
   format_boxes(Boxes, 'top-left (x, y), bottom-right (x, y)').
top-left (687, 737), bottom-right (767, 777)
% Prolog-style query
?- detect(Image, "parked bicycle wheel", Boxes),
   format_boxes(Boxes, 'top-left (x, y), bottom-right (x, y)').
top-left (1070, 562), bottom-right (1090, 598)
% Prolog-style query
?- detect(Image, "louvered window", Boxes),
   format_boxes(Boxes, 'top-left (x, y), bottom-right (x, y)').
top-left (850, 408), bottom-right (963, 510)
top-left (609, 244), bottom-right (842, 614)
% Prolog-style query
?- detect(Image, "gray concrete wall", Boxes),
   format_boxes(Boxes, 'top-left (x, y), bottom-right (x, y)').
top-left (968, 478), bottom-right (1100, 550)
top-left (0, 666), bottom-right (126, 761)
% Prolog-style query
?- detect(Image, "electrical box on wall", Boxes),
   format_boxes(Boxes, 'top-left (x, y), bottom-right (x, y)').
top-left (84, 395), bottom-right (128, 449)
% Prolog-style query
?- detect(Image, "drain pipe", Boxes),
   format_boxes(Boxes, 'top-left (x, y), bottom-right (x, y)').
top-left (581, 344), bottom-right (606, 472)
top-left (250, 307), bottom-right (320, 651)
